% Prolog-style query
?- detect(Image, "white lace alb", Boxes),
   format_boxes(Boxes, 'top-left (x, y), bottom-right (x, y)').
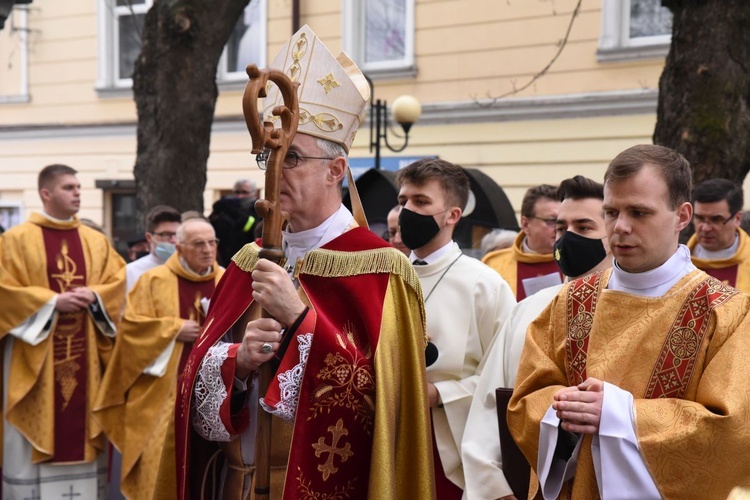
top-left (192, 342), bottom-right (232, 441)
top-left (260, 333), bottom-right (313, 422)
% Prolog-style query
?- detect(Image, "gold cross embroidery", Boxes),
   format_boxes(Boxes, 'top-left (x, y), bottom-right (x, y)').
top-left (51, 240), bottom-right (83, 291)
top-left (317, 73), bottom-right (340, 94)
top-left (312, 418), bottom-right (354, 481)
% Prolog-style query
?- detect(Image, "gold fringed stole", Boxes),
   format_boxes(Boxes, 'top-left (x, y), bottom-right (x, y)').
top-left (232, 243), bottom-right (427, 341)
top-left (565, 272), bottom-right (739, 398)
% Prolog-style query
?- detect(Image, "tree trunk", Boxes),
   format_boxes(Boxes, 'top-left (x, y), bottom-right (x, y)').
top-left (654, 0), bottom-right (750, 185)
top-left (133, 0), bottom-right (250, 225)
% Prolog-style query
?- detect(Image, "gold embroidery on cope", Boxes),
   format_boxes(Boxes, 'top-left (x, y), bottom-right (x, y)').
top-left (296, 467), bottom-right (357, 499)
top-left (312, 418), bottom-right (354, 481)
top-left (194, 316), bottom-right (215, 349)
top-left (317, 73), bottom-right (340, 94)
top-left (309, 324), bottom-right (374, 432)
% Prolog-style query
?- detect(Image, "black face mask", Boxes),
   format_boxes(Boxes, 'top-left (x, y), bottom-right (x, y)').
top-left (133, 250), bottom-right (150, 260)
top-left (553, 231), bottom-right (607, 278)
top-left (399, 207), bottom-right (442, 250)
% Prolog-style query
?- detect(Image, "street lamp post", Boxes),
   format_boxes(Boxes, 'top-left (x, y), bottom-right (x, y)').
top-left (366, 75), bottom-right (422, 169)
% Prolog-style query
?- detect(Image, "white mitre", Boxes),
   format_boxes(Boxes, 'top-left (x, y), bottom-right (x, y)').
top-left (262, 24), bottom-right (370, 153)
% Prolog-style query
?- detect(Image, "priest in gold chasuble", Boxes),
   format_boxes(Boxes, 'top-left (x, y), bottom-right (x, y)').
top-left (508, 146), bottom-right (750, 499)
top-left (94, 218), bottom-right (223, 499)
top-left (0, 164), bottom-right (125, 499)
top-left (482, 186), bottom-right (562, 300)
top-left (687, 178), bottom-right (750, 292)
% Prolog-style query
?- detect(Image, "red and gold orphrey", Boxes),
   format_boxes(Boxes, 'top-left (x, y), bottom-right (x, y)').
top-left (42, 227), bottom-right (88, 463)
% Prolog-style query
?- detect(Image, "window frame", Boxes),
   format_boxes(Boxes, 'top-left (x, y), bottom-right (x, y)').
top-left (342, 0), bottom-right (416, 80)
top-left (96, 0), bottom-right (267, 96)
top-left (597, 0), bottom-right (672, 63)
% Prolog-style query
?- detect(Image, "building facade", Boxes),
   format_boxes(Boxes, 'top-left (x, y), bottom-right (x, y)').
top-left (0, 0), bottom-right (690, 254)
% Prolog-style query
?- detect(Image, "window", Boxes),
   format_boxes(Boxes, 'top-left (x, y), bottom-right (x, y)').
top-left (220, 0), bottom-right (267, 81)
top-left (111, 191), bottom-right (138, 259)
top-left (114, 0), bottom-right (148, 84)
top-left (342, 0), bottom-right (415, 79)
top-left (597, 0), bottom-right (673, 63)
top-left (97, 0), bottom-right (267, 93)
top-left (0, 203), bottom-right (22, 231)
top-left (96, 179), bottom-right (136, 259)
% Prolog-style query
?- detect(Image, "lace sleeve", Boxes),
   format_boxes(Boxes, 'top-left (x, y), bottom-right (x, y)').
top-left (192, 342), bottom-right (233, 442)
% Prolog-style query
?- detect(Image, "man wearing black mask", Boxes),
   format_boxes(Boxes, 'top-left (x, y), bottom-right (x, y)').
top-left (396, 158), bottom-right (515, 500)
top-left (462, 175), bottom-right (611, 500)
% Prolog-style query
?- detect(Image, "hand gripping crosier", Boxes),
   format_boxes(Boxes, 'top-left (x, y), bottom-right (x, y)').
top-left (240, 63), bottom-right (300, 500)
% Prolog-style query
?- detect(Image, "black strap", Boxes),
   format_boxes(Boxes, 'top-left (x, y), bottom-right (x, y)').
top-left (273, 306), bottom-right (310, 363)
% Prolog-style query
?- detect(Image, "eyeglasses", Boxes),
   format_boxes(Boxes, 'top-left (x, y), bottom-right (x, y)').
top-left (530, 216), bottom-right (557, 228)
top-left (233, 189), bottom-right (251, 195)
top-left (151, 231), bottom-right (177, 239)
top-left (693, 212), bottom-right (737, 227)
top-left (255, 150), bottom-right (334, 170)
top-left (183, 239), bottom-right (220, 250)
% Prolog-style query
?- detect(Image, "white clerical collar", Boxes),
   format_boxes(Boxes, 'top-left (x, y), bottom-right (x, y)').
top-left (608, 244), bottom-right (696, 297)
top-left (693, 233), bottom-right (739, 260)
top-left (39, 210), bottom-right (74, 223)
top-left (410, 240), bottom-right (454, 265)
top-left (282, 204), bottom-right (354, 273)
top-left (179, 257), bottom-right (213, 277)
top-left (521, 236), bottom-right (538, 254)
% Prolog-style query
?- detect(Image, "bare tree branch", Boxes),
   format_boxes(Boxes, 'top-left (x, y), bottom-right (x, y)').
top-left (472, 0), bottom-right (583, 108)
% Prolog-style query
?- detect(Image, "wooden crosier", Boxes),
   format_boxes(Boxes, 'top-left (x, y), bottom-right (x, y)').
top-left (241, 63), bottom-right (299, 499)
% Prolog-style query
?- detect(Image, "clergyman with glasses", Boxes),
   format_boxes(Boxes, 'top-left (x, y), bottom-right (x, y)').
top-left (93, 217), bottom-right (224, 499)
top-left (483, 184), bottom-right (563, 299)
top-left (154, 25), bottom-right (435, 499)
top-left (126, 204), bottom-right (182, 291)
top-left (687, 178), bottom-right (750, 291)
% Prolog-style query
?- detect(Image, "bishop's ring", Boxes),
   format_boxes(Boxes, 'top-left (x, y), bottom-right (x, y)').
top-left (261, 342), bottom-right (273, 354)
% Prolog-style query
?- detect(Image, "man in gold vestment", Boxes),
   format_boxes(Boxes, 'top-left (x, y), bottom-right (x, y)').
top-left (508, 145), bottom-right (750, 498)
top-left (686, 178), bottom-right (750, 292)
top-left (94, 218), bottom-right (223, 499)
top-left (482, 185), bottom-right (562, 300)
top-left (0, 164), bottom-right (126, 499)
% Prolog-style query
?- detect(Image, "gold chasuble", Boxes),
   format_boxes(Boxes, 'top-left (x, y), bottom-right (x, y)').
top-left (0, 213), bottom-right (125, 464)
top-left (482, 232), bottom-right (561, 300)
top-left (93, 253), bottom-right (223, 499)
top-left (687, 229), bottom-right (750, 292)
top-left (158, 227), bottom-right (435, 500)
top-left (508, 269), bottom-right (750, 499)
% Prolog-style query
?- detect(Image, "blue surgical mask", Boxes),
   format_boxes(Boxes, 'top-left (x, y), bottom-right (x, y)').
top-left (154, 241), bottom-right (176, 261)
